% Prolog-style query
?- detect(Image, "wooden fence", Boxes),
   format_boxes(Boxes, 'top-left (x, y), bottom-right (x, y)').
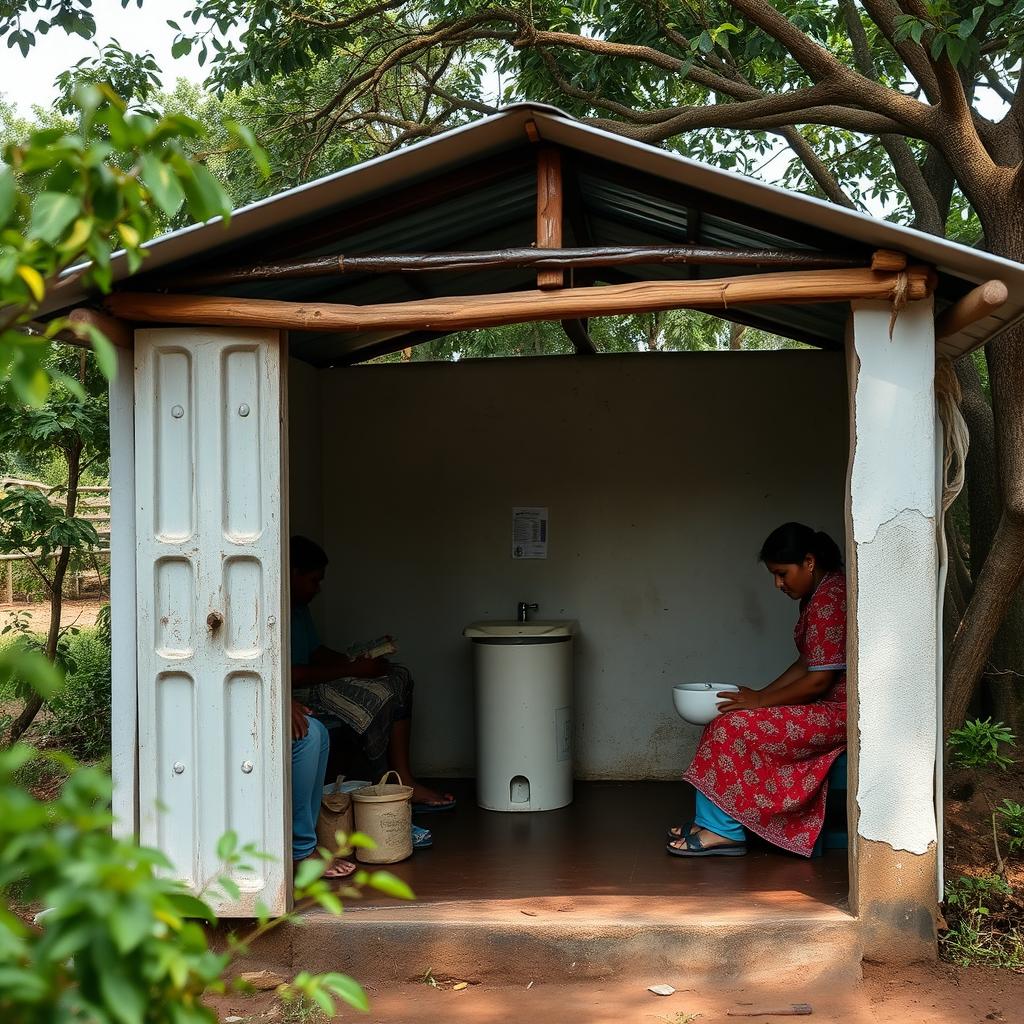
top-left (0, 477), bottom-right (111, 603)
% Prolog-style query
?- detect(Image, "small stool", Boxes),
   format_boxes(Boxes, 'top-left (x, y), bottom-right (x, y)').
top-left (812, 750), bottom-right (848, 857)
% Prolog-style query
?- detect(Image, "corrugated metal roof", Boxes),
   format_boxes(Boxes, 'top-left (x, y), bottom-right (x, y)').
top-left (44, 104), bottom-right (1024, 363)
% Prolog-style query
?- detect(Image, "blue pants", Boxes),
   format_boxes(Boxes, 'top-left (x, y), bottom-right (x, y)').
top-left (694, 790), bottom-right (746, 842)
top-left (292, 716), bottom-right (329, 861)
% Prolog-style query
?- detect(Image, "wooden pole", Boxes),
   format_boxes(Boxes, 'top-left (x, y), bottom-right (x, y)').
top-left (536, 147), bottom-right (563, 289)
top-left (870, 249), bottom-right (908, 272)
top-left (935, 279), bottom-right (1009, 339)
top-left (158, 245), bottom-right (870, 290)
top-left (107, 266), bottom-right (935, 335)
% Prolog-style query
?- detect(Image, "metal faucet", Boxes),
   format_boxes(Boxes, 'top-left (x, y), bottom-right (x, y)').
top-left (517, 601), bottom-right (538, 623)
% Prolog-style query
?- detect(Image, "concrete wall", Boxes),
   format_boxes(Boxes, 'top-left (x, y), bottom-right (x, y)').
top-left (296, 351), bottom-right (849, 778)
top-left (846, 300), bottom-right (939, 959)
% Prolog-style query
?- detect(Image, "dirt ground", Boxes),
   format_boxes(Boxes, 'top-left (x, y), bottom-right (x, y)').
top-left (0, 598), bottom-right (106, 631)
top-left (945, 759), bottom-right (1024, 889)
top-left (203, 960), bottom-right (1023, 1023)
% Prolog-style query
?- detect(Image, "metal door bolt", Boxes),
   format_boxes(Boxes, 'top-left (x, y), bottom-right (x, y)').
top-left (241, 761), bottom-right (254, 774)
top-left (238, 403), bottom-right (250, 417)
top-left (171, 405), bottom-right (184, 419)
top-left (172, 761), bottom-right (185, 775)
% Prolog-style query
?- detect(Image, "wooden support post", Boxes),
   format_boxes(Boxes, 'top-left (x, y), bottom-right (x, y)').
top-left (536, 147), bottom-right (563, 290)
top-left (107, 266), bottom-right (936, 335)
top-left (935, 279), bottom-right (1009, 339)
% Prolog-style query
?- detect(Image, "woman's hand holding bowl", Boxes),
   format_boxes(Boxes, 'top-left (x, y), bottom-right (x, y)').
top-left (715, 686), bottom-right (765, 712)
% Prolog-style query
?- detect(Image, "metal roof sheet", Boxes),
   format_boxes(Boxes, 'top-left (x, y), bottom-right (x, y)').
top-left (44, 104), bottom-right (1024, 363)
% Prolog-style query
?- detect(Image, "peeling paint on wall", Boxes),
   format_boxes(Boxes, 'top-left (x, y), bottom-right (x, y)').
top-left (849, 300), bottom-right (937, 856)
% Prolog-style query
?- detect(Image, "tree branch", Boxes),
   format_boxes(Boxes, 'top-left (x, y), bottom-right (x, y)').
top-left (775, 127), bottom-right (857, 208)
top-left (840, 0), bottom-right (943, 232)
top-left (858, 0), bottom-right (941, 101)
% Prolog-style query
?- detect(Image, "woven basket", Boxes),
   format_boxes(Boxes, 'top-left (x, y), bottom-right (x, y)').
top-left (352, 770), bottom-right (414, 864)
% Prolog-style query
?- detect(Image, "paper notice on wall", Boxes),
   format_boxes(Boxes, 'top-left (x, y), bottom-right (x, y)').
top-left (512, 507), bottom-right (548, 559)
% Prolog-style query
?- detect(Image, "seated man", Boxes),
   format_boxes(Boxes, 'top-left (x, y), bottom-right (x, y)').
top-left (291, 709), bottom-right (355, 878)
top-left (289, 535), bottom-right (454, 812)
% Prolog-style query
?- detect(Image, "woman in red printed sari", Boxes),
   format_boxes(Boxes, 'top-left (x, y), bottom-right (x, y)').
top-left (668, 522), bottom-right (847, 858)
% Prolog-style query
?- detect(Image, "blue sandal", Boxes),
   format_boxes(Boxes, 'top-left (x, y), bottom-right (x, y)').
top-left (666, 832), bottom-right (747, 857)
top-left (412, 824), bottom-right (433, 849)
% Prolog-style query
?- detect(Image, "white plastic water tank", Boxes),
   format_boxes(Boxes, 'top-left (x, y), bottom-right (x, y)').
top-left (463, 620), bottom-right (575, 812)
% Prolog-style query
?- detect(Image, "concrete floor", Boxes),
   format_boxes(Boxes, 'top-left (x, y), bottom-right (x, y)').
top-left (356, 779), bottom-right (849, 910)
top-left (282, 781), bottom-right (859, 989)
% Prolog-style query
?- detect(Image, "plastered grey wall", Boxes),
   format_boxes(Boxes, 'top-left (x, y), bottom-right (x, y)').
top-left (300, 351), bottom-right (848, 778)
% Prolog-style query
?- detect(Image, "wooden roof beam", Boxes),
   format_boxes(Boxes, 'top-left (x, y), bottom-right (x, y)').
top-left (107, 266), bottom-right (936, 335)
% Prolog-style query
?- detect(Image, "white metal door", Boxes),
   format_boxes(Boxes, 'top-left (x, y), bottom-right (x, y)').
top-left (135, 327), bottom-right (288, 917)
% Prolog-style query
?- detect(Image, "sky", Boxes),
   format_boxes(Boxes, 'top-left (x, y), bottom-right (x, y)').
top-left (0, 0), bottom-right (206, 114)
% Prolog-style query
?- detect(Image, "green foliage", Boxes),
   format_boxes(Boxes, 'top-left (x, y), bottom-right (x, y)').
top-left (998, 800), bottom-right (1024, 856)
top-left (948, 718), bottom-right (1017, 771)
top-left (0, 743), bottom-right (408, 1020)
top-left (941, 874), bottom-right (1024, 970)
top-left (46, 626), bottom-right (111, 759)
top-left (0, 87), bottom-right (234, 407)
top-left (0, 746), bottom-right (227, 1022)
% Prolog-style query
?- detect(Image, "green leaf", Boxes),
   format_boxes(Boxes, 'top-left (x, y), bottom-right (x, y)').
top-left (109, 900), bottom-right (154, 953)
top-left (294, 856), bottom-right (326, 889)
top-left (180, 163), bottom-right (230, 224)
top-left (28, 192), bottom-right (82, 244)
top-left (140, 154), bottom-right (185, 219)
top-left (322, 972), bottom-right (370, 1012)
top-left (217, 876), bottom-right (241, 901)
top-left (216, 830), bottom-right (238, 860)
top-left (98, 960), bottom-right (147, 1024)
top-left (167, 893), bottom-right (218, 923)
top-left (367, 871), bottom-right (415, 901)
top-left (225, 120), bottom-right (271, 179)
top-left (0, 166), bottom-right (15, 228)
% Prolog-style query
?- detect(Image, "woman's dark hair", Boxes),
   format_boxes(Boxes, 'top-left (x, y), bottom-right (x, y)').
top-left (759, 522), bottom-right (843, 572)
top-left (290, 535), bottom-right (329, 572)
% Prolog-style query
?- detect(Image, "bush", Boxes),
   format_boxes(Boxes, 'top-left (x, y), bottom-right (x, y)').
top-left (47, 626), bottom-right (111, 759)
top-left (999, 800), bottom-right (1024, 857)
top-left (948, 718), bottom-right (1017, 771)
top-left (1, 746), bottom-right (397, 1022)
top-left (941, 874), bottom-right (1024, 970)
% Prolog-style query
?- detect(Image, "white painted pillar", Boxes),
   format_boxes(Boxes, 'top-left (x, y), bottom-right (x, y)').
top-left (109, 343), bottom-right (138, 838)
top-left (846, 298), bottom-right (939, 960)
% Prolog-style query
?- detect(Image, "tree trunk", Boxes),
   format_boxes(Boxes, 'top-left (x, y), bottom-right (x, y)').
top-left (955, 355), bottom-right (998, 578)
top-left (6, 435), bottom-right (83, 746)
top-left (942, 190), bottom-right (1024, 738)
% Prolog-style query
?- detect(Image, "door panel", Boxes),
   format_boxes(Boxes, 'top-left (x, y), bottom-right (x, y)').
top-left (135, 327), bottom-right (287, 916)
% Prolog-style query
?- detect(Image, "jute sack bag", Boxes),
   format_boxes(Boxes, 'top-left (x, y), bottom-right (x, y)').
top-left (316, 776), bottom-right (358, 857)
top-left (352, 770), bottom-right (414, 864)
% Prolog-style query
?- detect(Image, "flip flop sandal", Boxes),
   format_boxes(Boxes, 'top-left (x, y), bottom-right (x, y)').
top-left (323, 858), bottom-right (358, 878)
top-left (666, 832), bottom-right (747, 858)
top-left (665, 821), bottom-right (696, 842)
top-left (412, 795), bottom-right (457, 815)
top-left (412, 824), bottom-right (433, 849)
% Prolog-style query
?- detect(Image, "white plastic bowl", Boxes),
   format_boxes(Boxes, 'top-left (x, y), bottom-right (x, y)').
top-left (672, 683), bottom-right (740, 726)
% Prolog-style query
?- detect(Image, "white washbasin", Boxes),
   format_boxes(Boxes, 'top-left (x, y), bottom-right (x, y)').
top-left (463, 620), bottom-right (576, 639)
top-left (672, 682), bottom-right (740, 725)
